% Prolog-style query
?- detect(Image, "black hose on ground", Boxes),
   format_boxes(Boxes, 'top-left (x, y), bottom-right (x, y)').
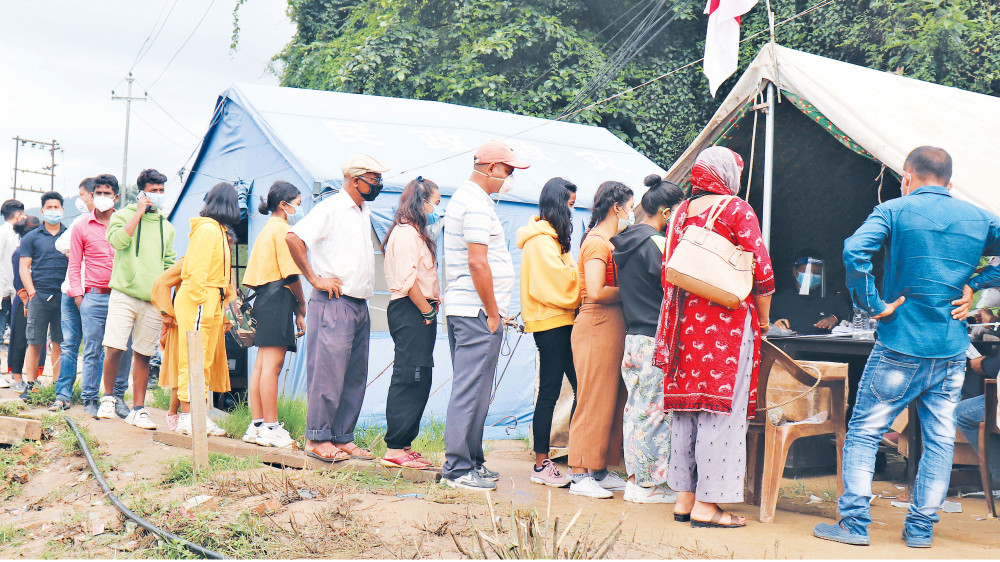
top-left (63, 416), bottom-right (226, 559)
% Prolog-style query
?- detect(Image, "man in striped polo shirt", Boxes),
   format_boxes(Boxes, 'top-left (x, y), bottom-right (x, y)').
top-left (441, 140), bottom-right (529, 490)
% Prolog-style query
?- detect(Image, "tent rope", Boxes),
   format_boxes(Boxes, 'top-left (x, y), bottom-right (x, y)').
top-left (875, 164), bottom-right (887, 203)
top-left (745, 89), bottom-right (762, 200)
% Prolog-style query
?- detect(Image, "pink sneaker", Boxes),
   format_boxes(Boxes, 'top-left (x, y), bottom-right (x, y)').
top-left (166, 414), bottom-right (179, 432)
top-left (530, 459), bottom-right (571, 488)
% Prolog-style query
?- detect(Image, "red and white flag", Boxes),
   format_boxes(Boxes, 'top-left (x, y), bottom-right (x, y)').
top-left (703, 0), bottom-right (758, 97)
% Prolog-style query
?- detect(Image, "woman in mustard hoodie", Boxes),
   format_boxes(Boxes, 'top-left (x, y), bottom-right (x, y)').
top-left (516, 178), bottom-right (581, 488)
top-left (173, 182), bottom-right (240, 436)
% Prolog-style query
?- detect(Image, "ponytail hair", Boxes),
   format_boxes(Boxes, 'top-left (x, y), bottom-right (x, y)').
top-left (640, 174), bottom-right (684, 215)
top-left (586, 181), bottom-right (633, 235)
top-left (258, 181), bottom-right (301, 215)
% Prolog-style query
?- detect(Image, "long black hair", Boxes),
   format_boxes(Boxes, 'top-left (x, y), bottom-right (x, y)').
top-left (382, 177), bottom-right (440, 259)
top-left (538, 178), bottom-right (575, 254)
top-left (258, 181), bottom-right (301, 215)
top-left (586, 181), bottom-right (633, 234)
top-left (640, 174), bottom-right (684, 215)
top-left (200, 182), bottom-right (241, 227)
top-left (13, 216), bottom-right (40, 238)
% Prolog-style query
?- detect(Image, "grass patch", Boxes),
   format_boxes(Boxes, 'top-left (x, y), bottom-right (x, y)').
top-left (161, 453), bottom-right (262, 486)
top-left (353, 416), bottom-right (446, 464)
top-left (149, 385), bottom-right (171, 410)
top-left (218, 395), bottom-right (308, 446)
top-left (21, 381), bottom-right (81, 407)
top-left (0, 400), bottom-right (25, 416)
top-left (0, 522), bottom-right (24, 545)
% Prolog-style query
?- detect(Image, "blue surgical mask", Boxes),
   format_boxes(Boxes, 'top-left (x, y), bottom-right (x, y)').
top-left (797, 273), bottom-right (823, 291)
top-left (42, 210), bottom-right (63, 225)
top-left (286, 203), bottom-right (303, 225)
top-left (426, 204), bottom-right (441, 225)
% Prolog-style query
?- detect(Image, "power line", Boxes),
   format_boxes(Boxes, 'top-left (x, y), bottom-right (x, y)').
top-left (146, 93), bottom-right (200, 139)
top-left (131, 0), bottom-right (182, 73)
top-left (146, 0), bottom-right (219, 90)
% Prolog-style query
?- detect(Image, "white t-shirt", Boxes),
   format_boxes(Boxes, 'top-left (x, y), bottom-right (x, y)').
top-left (443, 180), bottom-right (515, 318)
top-left (0, 221), bottom-right (18, 298)
top-left (289, 189), bottom-right (374, 300)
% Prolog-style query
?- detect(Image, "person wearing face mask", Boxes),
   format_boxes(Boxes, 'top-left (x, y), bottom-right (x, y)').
top-left (381, 177), bottom-right (442, 469)
top-left (52, 176), bottom-right (134, 417)
top-left (97, 168), bottom-right (176, 422)
top-left (566, 181), bottom-right (634, 499)
top-left (0, 199), bottom-right (26, 390)
top-left (769, 252), bottom-right (853, 335)
top-left (611, 174), bottom-right (685, 504)
top-left (240, 181), bottom-right (306, 448)
top-left (440, 140), bottom-right (529, 491)
top-left (286, 154), bottom-right (389, 463)
top-left (17, 191), bottom-right (68, 400)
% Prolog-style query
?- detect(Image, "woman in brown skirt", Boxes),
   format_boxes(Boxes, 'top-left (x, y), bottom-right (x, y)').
top-left (568, 181), bottom-right (634, 498)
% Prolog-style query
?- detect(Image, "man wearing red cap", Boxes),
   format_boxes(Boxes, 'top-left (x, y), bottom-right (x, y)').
top-left (441, 140), bottom-right (529, 490)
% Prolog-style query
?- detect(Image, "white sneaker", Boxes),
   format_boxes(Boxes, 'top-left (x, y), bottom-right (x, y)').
top-left (255, 424), bottom-right (297, 449)
top-left (624, 481), bottom-right (637, 502)
top-left (0, 376), bottom-right (10, 389)
top-left (569, 476), bottom-right (614, 499)
top-left (205, 416), bottom-right (226, 437)
top-left (242, 424), bottom-right (260, 444)
top-left (125, 409), bottom-right (157, 430)
top-left (96, 396), bottom-right (117, 419)
top-left (176, 413), bottom-right (192, 436)
top-left (597, 472), bottom-right (628, 491)
top-left (631, 484), bottom-right (678, 504)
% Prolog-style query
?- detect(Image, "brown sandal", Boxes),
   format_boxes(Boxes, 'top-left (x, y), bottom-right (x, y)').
top-left (336, 442), bottom-right (375, 460)
top-left (305, 446), bottom-right (349, 463)
top-left (691, 506), bottom-right (746, 528)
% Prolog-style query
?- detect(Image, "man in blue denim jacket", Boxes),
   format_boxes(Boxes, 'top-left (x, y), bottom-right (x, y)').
top-left (814, 146), bottom-right (1000, 548)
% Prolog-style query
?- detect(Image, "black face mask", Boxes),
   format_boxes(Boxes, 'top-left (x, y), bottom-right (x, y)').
top-left (357, 177), bottom-right (383, 201)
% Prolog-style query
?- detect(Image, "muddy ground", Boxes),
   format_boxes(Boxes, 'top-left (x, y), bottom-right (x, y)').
top-left (0, 389), bottom-right (997, 559)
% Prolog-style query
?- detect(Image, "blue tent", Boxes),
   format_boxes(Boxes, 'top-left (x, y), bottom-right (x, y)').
top-left (169, 84), bottom-right (664, 439)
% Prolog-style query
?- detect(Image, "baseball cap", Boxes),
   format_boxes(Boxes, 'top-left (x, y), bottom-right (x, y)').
top-left (473, 140), bottom-right (530, 169)
top-left (341, 154), bottom-right (390, 178)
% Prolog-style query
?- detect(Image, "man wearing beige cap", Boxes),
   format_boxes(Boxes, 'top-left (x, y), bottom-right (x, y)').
top-left (287, 153), bottom-right (388, 462)
top-left (441, 140), bottom-right (530, 490)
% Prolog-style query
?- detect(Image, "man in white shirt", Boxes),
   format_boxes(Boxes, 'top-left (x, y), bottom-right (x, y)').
top-left (0, 199), bottom-right (24, 389)
top-left (440, 140), bottom-right (529, 490)
top-left (286, 154), bottom-right (389, 463)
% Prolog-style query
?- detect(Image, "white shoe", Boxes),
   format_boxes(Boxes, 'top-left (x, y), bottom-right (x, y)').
top-left (255, 424), bottom-right (297, 449)
top-left (176, 413), bottom-right (192, 436)
top-left (631, 484), bottom-right (678, 504)
top-left (205, 416), bottom-right (226, 437)
top-left (597, 471), bottom-right (628, 491)
top-left (0, 376), bottom-right (10, 389)
top-left (96, 396), bottom-right (117, 419)
top-left (569, 476), bottom-right (614, 499)
top-left (624, 481), bottom-right (636, 502)
top-left (242, 424), bottom-right (260, 444)
top-left (125, 409), bottom-right (157, 430)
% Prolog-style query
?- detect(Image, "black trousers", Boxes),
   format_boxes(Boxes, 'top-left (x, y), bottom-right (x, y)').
top-left (8, 298), bottom-right (27, 375)
top-left (385, 298), bottom-right (436, 450)
top-left (532, 325), bottom-right (577, 454)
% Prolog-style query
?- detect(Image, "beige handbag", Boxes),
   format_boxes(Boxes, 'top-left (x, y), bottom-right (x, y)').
top-left (664, 196), bottom-right (754, 310)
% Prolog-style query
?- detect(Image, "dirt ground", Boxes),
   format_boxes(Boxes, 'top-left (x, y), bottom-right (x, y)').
top-left (0, 388), bottom-right (997, 559)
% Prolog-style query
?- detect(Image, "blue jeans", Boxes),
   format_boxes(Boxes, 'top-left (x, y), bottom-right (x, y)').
top-left (56, 293), bottom-right (132, 402)
top-left (839, 341), bottom-right (965, 540)
top-left (956, 394), bottom-right (1000, 482)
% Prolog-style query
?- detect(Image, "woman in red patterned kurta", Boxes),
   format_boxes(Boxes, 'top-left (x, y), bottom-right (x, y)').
top-left (653, 146), bottom-right (774, 528)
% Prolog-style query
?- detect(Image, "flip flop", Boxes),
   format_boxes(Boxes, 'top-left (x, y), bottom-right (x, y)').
top-left (381, 453), bottom-right (429, 470)
top-left (691, 506), bottom-right (746, 529)
top-left (48, 399), bottom-right (69, 412)
top-left (407, 451), bottom-right (434, 467)
top-left (337, 443), bottom-right (375, 460)
top-left (305, 448), bottom-right (349, 463)
top-left (673, 512), bottom-right (691, 522)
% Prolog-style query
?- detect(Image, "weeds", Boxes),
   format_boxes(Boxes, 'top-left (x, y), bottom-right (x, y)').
top-left (218, 395), bottom-right (308, 446)
top-left (354, 415), bottom-right (447, 464)
top-left (0, 521), bottom-right (24, 545)
top-left (0, 400), bottom-right (25, 416)
top-left (20, 382), bottom-right (82, 407)
top-left (149, 386), bottom-right (171, 410)
top-left (161, 453), bottom-right (262, 486)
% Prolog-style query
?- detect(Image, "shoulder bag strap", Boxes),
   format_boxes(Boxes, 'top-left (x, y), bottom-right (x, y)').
top-left (704, 195), bottom-right (736, 230)
top-left (664, 201), bottom-right (683, 262)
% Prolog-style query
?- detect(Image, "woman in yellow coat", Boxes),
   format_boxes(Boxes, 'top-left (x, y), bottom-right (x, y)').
top-left (152, 254), bottom-right (234, 432)
top-left (172, 182), bottom-right (240, 436)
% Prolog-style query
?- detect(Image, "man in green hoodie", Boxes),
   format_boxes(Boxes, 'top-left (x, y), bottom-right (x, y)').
top-left (95, 169), bottom-right (176, 424)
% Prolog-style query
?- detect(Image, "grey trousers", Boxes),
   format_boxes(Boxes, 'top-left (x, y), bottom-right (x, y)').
top-left (442, 311), bottom-right (504, 480)
top-left (304, 292), bottom-right (370, 443)
top-left (667, 315), bottom-right (754, 503)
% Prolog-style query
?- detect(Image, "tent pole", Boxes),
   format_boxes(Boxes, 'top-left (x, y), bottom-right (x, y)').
top-left (762, 82), bottom-right (776, 250)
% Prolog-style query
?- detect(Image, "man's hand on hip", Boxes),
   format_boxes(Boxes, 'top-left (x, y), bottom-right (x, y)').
top-left (872, 296), bottom-right (905, 320)
top-left (951, 284), bottom-right (974, 320)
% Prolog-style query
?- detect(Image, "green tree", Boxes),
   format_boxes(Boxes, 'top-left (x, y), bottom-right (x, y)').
top-left (250, 0), bottom-right (998, 166)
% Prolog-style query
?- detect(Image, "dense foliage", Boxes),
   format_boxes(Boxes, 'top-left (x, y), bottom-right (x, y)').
top-left (252, 0), bottom-right (999, 166)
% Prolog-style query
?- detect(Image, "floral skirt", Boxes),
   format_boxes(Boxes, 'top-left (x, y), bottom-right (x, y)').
top-left (622, 334), bottom-right (672, 486)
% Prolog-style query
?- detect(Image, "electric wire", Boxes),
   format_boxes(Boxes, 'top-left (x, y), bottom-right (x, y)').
top-left (147, 0), bottom-right (220, 90)
top-left (131, 0), bottom-right (182, 73)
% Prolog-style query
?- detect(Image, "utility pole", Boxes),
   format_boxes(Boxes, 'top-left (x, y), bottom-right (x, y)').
top-left (11, 137), bottom-right (60, 201)
top-left (111, 72), bottom-right (147, 186)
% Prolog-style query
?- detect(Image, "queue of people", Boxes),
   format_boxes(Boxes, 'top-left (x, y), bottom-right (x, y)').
top-left (1, 140), bottom-right (995, 546)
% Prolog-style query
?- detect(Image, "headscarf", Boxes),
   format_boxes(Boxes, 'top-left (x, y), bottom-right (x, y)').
top-left (690, 146), bottom-right (744, 196)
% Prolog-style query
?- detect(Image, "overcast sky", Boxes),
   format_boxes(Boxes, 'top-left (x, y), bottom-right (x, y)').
top-left (0, 0), bottom-right (296, 208)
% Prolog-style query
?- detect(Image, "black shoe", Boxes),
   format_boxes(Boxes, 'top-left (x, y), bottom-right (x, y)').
top-left (114, 395), bottom-right (130, 419)
top-left (18, 381), bottom-right (36, 401)
top-left (83, 399), bottom-right (99, 417)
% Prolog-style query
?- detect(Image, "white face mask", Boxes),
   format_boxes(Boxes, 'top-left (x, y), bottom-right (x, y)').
top-left (93, 196), bottom-right (115, 213)
top-left (75, 197), bottom-right (89, 213)
top-left (145, 192), bottom-right (167, 210)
